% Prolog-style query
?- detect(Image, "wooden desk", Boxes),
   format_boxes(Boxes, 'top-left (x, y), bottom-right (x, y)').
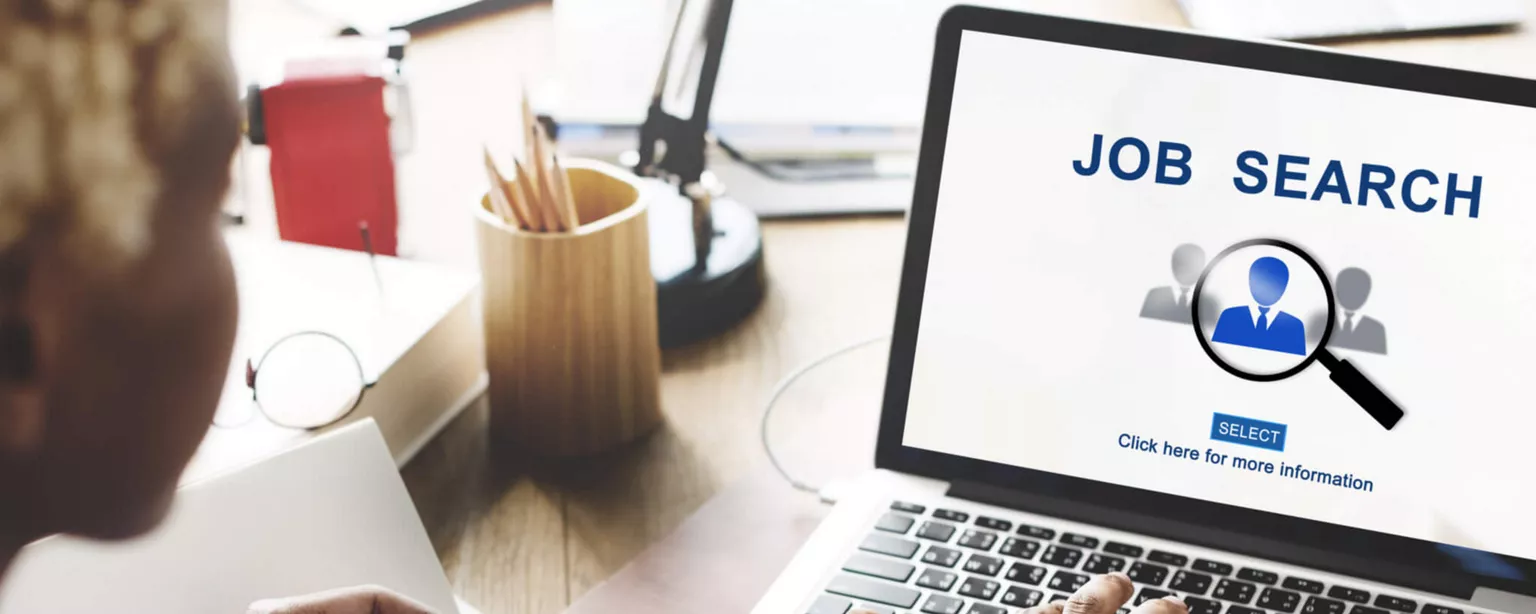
top-left (399, 215), bottom-right (904, 613)
top-left (230, 1), bottom-right (1536, 611)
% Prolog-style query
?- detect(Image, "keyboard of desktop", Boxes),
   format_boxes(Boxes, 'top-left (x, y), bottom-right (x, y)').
top-left (806, 500), bottom-right (1482, 614)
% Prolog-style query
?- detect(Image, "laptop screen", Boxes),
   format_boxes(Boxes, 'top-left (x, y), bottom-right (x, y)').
top-left (903, 30), bottom-right (1536, 563)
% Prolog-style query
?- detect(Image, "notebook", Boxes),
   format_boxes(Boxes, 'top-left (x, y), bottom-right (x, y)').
top-left (0, 420), bottom-right (468, 614)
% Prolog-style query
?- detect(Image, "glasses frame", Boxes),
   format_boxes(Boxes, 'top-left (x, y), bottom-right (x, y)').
top-left (244, 330), bottom-right (377, 430)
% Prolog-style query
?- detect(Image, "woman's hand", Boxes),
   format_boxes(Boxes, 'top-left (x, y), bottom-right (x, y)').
top-left (247, 585), bottom-right (437, 614)
top-left (1023, 572), bottom-right (1188, 614)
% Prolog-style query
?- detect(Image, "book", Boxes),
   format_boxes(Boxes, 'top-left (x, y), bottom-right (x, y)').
top-left (185, 234), bottom-right (485, 484)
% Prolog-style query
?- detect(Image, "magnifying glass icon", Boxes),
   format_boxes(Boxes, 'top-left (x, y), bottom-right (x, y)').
top-left (1190, 238), bottom-right (1404, 430)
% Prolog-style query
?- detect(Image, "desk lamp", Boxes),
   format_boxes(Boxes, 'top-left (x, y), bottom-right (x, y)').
top-left (632, 0), bottom-right (766, 347)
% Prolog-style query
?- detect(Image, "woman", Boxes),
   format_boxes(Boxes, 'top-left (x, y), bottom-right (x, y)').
top-left (0, 2), bottom-right (1179, 614)
top-left (0, 1), bottom-right (429, 611)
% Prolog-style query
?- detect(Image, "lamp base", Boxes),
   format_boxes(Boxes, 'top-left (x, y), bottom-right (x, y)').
top-left (647, 185), bottom-right (765, 348)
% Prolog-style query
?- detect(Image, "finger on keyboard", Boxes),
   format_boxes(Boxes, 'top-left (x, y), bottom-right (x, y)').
top-left (1021, 603), bottom-right (1064, 614)
top-left (1132, 595), bottom-right (1189, 614)
top-left (1066, 572), bottom-right (1135, 614)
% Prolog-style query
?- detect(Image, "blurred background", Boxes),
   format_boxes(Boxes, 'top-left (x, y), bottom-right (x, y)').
top-left (8, 1), bottom-right (1529, 613)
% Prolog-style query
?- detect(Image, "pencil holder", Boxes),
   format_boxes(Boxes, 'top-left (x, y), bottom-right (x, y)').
top-left (475, 158), bottom-right (663, 457)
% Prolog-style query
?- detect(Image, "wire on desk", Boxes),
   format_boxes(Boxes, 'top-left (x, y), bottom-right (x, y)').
top-left (760, 334), bottom-right (891, 497)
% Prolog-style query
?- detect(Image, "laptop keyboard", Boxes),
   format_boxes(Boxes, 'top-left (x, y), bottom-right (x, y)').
top-left (806, 500), bottom-right (1489, 614)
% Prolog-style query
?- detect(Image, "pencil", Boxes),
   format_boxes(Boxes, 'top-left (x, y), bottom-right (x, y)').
top-left (519, 92), bottom-right (554, 230)
top-left (482, 147), bottom-right (527, 228)
top-left (503, 160), bottom-right (538, 231)
top-left (512, 159), bottom-right (548, 232)
top-left (550, 154), bottom-right (580, 230)
top-left (529, 122), bottom-right (564, 232)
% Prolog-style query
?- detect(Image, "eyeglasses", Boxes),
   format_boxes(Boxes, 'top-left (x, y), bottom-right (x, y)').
top-left (242, 330), bottom-right (376, 429)
top-left (218, 223), bottom-right (384, 430)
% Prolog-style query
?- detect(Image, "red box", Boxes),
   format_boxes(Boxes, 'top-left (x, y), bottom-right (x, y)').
top-left (262, 75), bottom-right (399, 255)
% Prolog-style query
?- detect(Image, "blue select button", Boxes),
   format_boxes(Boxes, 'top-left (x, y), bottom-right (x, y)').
top-left (1210, 413), bottom-right (1287, 452)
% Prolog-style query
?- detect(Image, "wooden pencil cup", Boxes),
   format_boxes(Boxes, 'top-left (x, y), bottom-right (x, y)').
top-left (475, 159), bottom-right (663, 457)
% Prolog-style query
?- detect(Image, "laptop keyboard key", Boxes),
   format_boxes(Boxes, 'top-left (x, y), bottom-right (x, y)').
top-left (975, 516), bottom-right (1012, 532)
top-left (917, 568), bottom-right (959, 591)
top-left (1005, 561), bottom-right (1048, 585)
top-left (859, 533), bottom-right (920, 559)
top-left (923, 545), bottom-right (963, 568)
top-left (825, 574), bottom-right (921, 609)
top-left (999, 537), bottom-right (1041, 560)
top-left (963, 554), bottom-right (1004, 576)
top-left (1258, 587), bottom-right (1302, 613)
top-left (1170, 570), bottom-right (1214, 595)
top-left (1048, 570), bottom-right (1090, 592)
top-left (807, 594), bottom-right (853, 614)
top-left (968, 604), bottom-right (1007, 614)
top-left (1348, 607), bottom-right (1389, 614)
top-left (1328, 586), bottom-right (1371, 603)
top-left (1185, 596), bottom-right (1224, 614)
top-left (1127, 561), bottom-right (1170, 586)
top-left (1017, 524), bottom-right (1056, 540)
top-left (1236, 567), bottom-right (1279, 585)
top-left (1192, 559), bottom-right (1234, 575)
top-left (959, 577), bottom-right (1001, 601)
top-left (1228, 607), bottom-right (1265, 614)
top-left (875, 513), bottom-right (916, 534)
top-left (843, 554), bottom-right (916, 583)
top-left (1212, 579), bottom-right (1256, 604)
top-left (1373, 595), bottom-right (1417, 612)
top-left (1147, 550), bottom-right (1189, 567)
top-left (1303, 596), bottom-right (1346, 614)
top-left (1104, 541), bottom-right (1145, 557)
top-left (1135, 588), bottom-right (1175, 605)
top-left (933, 509), bottom-right (969, 523)
top-left (1040, 545), bottom-right (1083, 568)
top-left (1051, 594), bottom-right (1072, 603)
top-left (921, 594), bottom-right (965, 614)
top-left (891, 501), bottom-right (926, 514)
top-left (1082, 553), bottom-right (1127, 574)
top-left (958, 530), bottom-right (998, 551)
top-left (1283, 577), bottom-right (1325, 594)
top-left (1421, 606), bottom-right (1464, 614)
top-left (1001, 586), bottom-right (1044, 608)
top-left (1060, 532), bottom-right (1100, 549)
top-left (918, 521), bottom-right (957, 542)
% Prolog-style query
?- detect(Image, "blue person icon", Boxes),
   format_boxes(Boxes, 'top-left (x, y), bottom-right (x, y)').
top-left (1210, 256), bottom-right (1307, 355)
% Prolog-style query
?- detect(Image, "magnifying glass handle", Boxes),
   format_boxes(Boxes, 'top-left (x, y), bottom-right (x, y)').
top-left (1318, 350), bottom-right (1404, 430)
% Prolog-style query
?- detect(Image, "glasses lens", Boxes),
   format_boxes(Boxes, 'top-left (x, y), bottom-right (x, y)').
top-left (253, 333), bottom-right (365, 429)
top-left (1198, 244), bottom-right (1330, 378)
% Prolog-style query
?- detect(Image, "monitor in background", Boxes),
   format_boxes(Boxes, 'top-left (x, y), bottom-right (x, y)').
top-left (1178, 0), bottom-right (1524, 42)
top-left (291, 0), bottom-right (534, 32)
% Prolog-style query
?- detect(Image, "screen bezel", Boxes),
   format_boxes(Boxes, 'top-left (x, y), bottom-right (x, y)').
top-left (876, 5), bottom-right (1536, 595)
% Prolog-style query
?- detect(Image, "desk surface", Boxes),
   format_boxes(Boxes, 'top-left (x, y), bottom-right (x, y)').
top-left (233, 1), bottom-right (1536, 611)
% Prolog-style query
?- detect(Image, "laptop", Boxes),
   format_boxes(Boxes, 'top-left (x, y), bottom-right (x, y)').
top-left (754, 7), bottom-right (1536, 614)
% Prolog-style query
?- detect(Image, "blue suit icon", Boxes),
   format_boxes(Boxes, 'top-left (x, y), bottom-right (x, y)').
top-left (1211, 257), bottom-right (1307, 356)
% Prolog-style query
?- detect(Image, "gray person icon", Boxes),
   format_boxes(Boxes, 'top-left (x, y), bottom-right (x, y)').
top-left (1306, 267), bottom-right (1387, 354)
top-left (1139, 243), bottom-right (1205, 324)
top-left (1332, 267), bottom-right (1387, 354)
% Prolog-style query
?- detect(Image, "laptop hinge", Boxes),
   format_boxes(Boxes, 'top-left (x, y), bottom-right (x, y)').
top-left (948, 479), bottom-right (1476, 599)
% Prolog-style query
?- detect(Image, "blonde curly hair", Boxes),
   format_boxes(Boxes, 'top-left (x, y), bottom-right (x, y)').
top-left (0, 0), bottom-right (233, 264)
